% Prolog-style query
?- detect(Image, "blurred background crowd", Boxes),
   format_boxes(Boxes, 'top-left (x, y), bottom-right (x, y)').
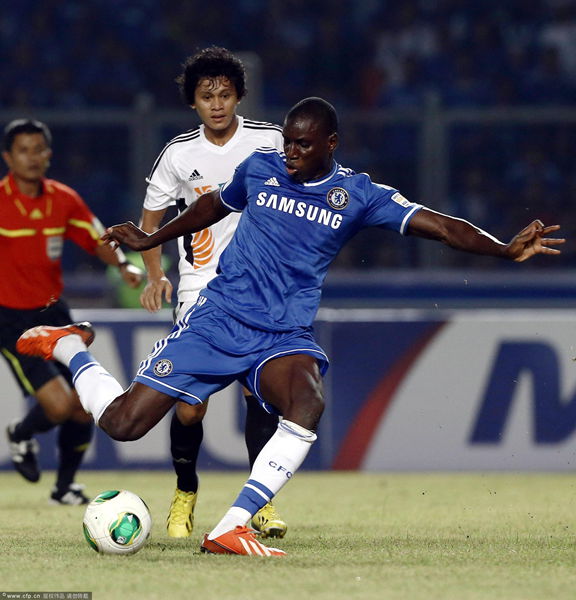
top-left (1, 0), bottom-right (575, 292)
top-left (4, 0), bottom-right (576, 110)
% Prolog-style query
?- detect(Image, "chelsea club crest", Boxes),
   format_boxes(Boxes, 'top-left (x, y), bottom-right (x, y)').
top-left (153, 359), bottom-right (173, 377)
top-left (326, 187), bottom-right (349, 210)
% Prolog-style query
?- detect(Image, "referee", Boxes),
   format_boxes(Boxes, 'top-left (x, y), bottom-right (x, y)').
top-left (1, 119), bottom-right (142, 504)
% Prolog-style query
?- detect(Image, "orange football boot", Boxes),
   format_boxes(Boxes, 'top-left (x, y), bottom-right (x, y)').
top-left (201, 526), bottom-right (286, 557)
top-left (17, 322), bottom-right (95, 360)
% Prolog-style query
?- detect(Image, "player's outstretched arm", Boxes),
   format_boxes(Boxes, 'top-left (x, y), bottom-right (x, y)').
top-left (407, 209), bottom-right (564, 261)
top-left (103, 190), bottom-right (230, 252)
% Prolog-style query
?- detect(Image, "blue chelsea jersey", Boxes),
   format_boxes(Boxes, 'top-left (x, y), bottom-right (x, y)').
top-left (202, 149), bottom-right (422, 332)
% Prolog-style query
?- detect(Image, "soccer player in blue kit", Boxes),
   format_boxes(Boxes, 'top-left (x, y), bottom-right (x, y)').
top-left (17, 97), bottom-right (565, 556)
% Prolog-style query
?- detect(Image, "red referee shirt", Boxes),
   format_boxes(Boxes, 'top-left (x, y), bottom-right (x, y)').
top-left (0, 173), bottom-right (104, 309)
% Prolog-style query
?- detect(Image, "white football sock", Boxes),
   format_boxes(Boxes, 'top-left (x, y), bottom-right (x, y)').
top-left (208, 419), bottom-right (316, 539)
top-left (57, 346), bottom-right (124, 426)
top-left (53, 334), bottom-right (87, 365)
top-left (73, 362), bottom-right (124, 425)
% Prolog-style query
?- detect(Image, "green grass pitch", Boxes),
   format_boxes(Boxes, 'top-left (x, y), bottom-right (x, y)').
top-left (1, 471), bottom-right (576, 599)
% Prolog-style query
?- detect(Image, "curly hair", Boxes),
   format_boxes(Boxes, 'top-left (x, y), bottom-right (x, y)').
top-left (176, 46), bottom-right (247, 105)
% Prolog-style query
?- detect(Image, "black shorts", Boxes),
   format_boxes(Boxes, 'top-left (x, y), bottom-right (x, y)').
top-left (0, 299), bottom-right (74, 395)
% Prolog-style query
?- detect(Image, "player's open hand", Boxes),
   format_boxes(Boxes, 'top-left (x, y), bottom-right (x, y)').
top-left (140, 276), bottom-right (173, 312)
top-left (506, 220), bottom-right (565, 262)
top-left (102, 222), bottom-right (151, 251)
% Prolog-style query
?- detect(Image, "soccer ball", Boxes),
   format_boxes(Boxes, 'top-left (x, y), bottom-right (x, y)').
top-left (82, 490), bottom-right (152, 555)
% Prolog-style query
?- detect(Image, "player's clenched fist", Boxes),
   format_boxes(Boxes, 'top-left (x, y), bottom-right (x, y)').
top-left (102, 222), bottom-right (151, 251)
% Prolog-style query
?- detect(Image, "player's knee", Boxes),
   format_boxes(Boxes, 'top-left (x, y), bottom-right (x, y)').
top-left (36, 387), bottom-right (77, 423)
top-left (41, 401), bottom-right (72, 424)
top-left (176, 401), bottom-right (207, 426)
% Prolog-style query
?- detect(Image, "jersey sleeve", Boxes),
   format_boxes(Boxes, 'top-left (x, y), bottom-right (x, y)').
top-left (270, 129), bottom-right (284, 152)
top-left (219, 156), bottom-right (251, 212)
top-left (65, 190), bottom-right (105, 254)
top-left (143, 180), bottom-right (177, 211)
top-left (143, 147), bottom-right (181, 210)
top-left (362, 178), bottom-right (422, 235)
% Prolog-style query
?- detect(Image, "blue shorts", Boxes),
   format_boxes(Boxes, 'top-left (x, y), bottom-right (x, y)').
top-left (133, 297), bottom-right (329, 414)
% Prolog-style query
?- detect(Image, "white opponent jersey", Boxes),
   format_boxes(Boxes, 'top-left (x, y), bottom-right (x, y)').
top-left (143, 116), bottom-right (283, 304)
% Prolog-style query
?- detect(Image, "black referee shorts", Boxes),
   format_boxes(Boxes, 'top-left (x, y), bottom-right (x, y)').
top-left (0, 299), bottom-right (74, 396)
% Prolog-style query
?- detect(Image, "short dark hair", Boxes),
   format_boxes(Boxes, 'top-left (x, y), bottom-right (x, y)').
top-left (176, 46), bottom-right (247, 105)
top-left (3, 119), bottom-right (52, 151)
top-left (285, 97), bottom-right (339, 136)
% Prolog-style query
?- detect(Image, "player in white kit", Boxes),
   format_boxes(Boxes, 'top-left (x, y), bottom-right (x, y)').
top-left (139, 47), bottom-right (286, 538)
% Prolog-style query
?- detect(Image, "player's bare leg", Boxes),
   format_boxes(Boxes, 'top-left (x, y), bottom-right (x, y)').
top-left (95, 384), bottom-right (175, 440)
top-left (35, 376), bottom-right (87, 423)
top-left (259, 354), bottom-right (324, 430)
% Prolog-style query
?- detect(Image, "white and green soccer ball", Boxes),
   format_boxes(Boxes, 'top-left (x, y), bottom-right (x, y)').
top-left (83, 490), bottom-right (152, 555)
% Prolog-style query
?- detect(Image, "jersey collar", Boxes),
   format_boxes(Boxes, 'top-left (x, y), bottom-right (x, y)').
top-left (7, 172), bottom-right (47, 198)
top-left (199, 116), bottom-right (244, 154)
top-left (302, 160), bottom-right (339, 187)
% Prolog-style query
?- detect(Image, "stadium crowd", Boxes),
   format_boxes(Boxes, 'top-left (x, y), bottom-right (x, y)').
top-left (1, 0), bottom-right (575, 272)
top-left (3, 1), bottom-right (576, 110)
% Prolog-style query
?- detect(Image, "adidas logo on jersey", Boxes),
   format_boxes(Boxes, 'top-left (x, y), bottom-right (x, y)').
top-left (264, 177), bottom-right (280, 186)
top-left (188, 169), bottom-right (203, 181)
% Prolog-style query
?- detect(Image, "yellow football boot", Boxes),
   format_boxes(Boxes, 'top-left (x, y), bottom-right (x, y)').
top-left (251, 502), bottom-right (287, 539)
top-left (167, 488), bottom-right (197, 538)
